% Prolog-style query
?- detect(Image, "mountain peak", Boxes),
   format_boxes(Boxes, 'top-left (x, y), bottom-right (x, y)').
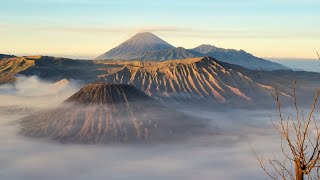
top-left (134, 31), bottom-right (156, 36)
top-left (94, 34), bottom-right (288, 70)
top-left (125, 32), bottom-right (172, 46)
top-left (94, 32), bottom-right (175, 60)
top-left (137, 32), bottom-right (153, 35)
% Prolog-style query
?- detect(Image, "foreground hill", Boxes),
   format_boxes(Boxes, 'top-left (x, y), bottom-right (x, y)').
top-left (95, 32), bottom-right (288, 70)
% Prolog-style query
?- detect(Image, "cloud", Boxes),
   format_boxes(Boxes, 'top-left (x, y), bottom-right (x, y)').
top-left (33, 26), bottom-right (181, 34)
top-left (5, 23), bottom-right (319, 40)
top-left (163, 28), bottom-right (320, 39)
top-left (0, 24), bottom-right (10, 31)
top-left (0, 75), bottom-right (80, 109)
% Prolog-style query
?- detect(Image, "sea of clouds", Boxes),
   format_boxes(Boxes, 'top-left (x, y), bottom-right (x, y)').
top-left (0, 75), bottom-right (310, 180)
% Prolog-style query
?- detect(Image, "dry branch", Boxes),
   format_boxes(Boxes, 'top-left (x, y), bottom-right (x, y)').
top-left (253, 82), bottom-right (320, 180)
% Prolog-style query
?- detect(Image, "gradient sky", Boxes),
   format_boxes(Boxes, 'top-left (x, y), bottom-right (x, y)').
top-left (0, 0), bottom-right (319, 59)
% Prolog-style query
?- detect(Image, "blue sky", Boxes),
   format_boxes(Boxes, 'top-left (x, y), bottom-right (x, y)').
top-left (0, 0), bottom-right (319, 59)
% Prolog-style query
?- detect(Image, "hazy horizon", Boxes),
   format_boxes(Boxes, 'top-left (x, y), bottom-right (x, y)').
top-left (6, 51), bottom-right (320, 73)
top-left (1, 0), bottom-right (319, 59)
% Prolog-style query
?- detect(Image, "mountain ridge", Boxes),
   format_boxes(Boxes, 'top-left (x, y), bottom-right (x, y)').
top-left (2, 54), bottom-right (319, 106)
top-left (191, 44), bottom-right (288, 70)
top-left (99, 57), bottom-right (290, 105)
top-left (95, 32), bottom-right (288, 70)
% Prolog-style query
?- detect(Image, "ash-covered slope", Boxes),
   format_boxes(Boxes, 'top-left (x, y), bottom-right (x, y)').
top-left (0, 56), bottom-right (35, 84)
top-left (18, 83), bottom-right (210, 143)
top-left (192, 44), bottom-right (288, 70)
top-left (65, 83), bottom-right (153, 104)
top-left (95, 32), bottom-right (175, 60)
top-left (100, 57), bottom-right (290, 105)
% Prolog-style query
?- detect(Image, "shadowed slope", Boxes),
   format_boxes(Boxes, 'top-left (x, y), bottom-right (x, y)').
top-left (18, 83), bottom-right (210, 144)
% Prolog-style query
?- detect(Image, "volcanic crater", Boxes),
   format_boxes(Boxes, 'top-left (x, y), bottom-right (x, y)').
top-left (18, 83), bottom-right (211, 144)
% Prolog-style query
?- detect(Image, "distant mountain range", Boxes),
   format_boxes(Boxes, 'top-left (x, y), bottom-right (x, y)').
top-left (191, 44), bottom-right (288, 71)
top-left (1, 54), bottom-right (320, 106)
top-left (95, 32), bottom-right (288, 71)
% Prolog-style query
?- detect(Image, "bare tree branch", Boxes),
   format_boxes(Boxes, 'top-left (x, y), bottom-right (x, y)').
top-left (253, 83), bottom-right (320, 180)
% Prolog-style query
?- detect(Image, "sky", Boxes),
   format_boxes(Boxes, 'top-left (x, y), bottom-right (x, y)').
top-left (0, 0), bottom-right (319, 59)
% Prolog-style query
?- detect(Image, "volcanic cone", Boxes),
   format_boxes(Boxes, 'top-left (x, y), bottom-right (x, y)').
top-left (18, 83), bottom-right (209, 143)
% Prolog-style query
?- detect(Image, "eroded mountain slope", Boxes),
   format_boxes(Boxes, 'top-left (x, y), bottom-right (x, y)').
top-left (99, 57), bottom-right (289, 104)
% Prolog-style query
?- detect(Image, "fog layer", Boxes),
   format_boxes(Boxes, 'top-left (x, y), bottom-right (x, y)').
top-left (0, 76), bottom-right (297, 180)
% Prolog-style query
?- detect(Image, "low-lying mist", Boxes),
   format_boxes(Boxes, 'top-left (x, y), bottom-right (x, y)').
top-left (0, 75), bottom-right (310, 180)
top-left (0, 76), bottom-right (80, 110)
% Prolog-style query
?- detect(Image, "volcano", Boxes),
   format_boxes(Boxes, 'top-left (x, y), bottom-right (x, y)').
top-left (99, 57), bottom-right (291, 105)
top-left (94, 32), bottom-right (288, 70)
top-left (95, 32), bottom-right (175, 60)
top-left (18, 83), bottom-right (209, 143)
